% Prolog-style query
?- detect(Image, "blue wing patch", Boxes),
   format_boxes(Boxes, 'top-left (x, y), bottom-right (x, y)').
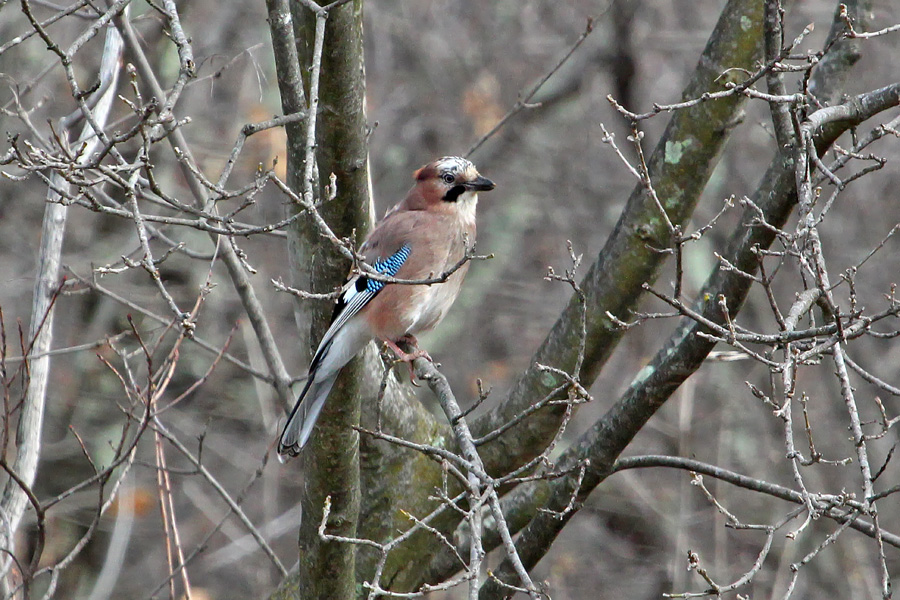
top-left (311, 244), bottom-right (412, 372)
top-left (365, 244), bottom-right (411, 292)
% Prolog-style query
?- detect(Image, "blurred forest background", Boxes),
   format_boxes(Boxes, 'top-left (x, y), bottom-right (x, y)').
top-left (1, 0), bottom-right (900, 598)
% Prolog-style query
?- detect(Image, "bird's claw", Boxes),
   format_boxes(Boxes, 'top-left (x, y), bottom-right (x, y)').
top-left (384, 338), bottom-right (433, 383)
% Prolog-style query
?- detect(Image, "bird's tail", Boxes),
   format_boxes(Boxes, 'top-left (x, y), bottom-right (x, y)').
top-left (277, 372), bottom-right (339, 460)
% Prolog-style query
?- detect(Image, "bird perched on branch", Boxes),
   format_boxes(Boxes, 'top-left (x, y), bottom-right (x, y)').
top-left (278, 156), bottom-right (495, 458)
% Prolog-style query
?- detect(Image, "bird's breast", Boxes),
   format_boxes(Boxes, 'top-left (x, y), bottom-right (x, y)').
top-left (404, 264), bottom-right (469, 334)
top-left (364, 262), bottom-right (470, 341)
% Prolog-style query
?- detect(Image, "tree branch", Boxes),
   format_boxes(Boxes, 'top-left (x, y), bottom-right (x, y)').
top-left (0, 21), bottom-right (122, 588)
top-left (471, 0), bottom-right (767, 521)
top-left (476, 77), bottom-right (900, 600)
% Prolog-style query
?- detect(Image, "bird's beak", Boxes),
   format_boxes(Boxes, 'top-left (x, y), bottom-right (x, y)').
top-left (465, 176), bottom-right (495, 192)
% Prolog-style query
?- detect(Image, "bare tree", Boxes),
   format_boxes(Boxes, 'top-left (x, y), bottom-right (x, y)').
top-left (1, 0), bottom-right (899, 598)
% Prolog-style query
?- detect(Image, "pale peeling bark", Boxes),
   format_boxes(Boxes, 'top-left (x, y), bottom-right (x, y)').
top-left (0, 25), bottom-right (123, 590)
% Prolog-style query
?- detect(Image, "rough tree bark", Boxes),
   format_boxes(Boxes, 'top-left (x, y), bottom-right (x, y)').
top-left (267, 1), bottom-right (374, 598)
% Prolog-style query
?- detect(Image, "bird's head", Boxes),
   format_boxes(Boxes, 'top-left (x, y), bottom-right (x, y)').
top-left (409, 156), bottom-right (494, 219)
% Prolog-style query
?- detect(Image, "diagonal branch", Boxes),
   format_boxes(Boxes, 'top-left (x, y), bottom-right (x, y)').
top-left (115, 7), bottom-right (295, 412)
top-left (471, 0), bottom-right (767, 502)
top-left (477, 79), bottom-right (900, 599)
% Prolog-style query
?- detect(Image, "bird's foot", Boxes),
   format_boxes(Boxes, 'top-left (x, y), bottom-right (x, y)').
top-left (384, 337), bottom-right (433, 384)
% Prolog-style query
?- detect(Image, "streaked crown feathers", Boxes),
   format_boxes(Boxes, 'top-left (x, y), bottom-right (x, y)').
top-left (415, 156), bottom-right (477, 183)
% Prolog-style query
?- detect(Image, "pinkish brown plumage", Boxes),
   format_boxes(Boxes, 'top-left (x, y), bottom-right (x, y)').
top-left (278, 157), bottom-right (494, 458)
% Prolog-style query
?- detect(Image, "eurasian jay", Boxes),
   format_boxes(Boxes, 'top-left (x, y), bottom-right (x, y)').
top-left (278, 156), bottom-right (495, 458)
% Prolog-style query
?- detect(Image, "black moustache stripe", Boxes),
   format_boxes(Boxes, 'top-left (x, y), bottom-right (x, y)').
top-left (443, 185), bottom-right (466, 202)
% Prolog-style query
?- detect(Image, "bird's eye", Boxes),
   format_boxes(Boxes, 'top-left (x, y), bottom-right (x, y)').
top-left (441, 173), bottom-right (455, 184)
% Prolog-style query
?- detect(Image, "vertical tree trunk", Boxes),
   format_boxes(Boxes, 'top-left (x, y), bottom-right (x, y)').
top-left (267, 1), bottom-right (371, 598)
